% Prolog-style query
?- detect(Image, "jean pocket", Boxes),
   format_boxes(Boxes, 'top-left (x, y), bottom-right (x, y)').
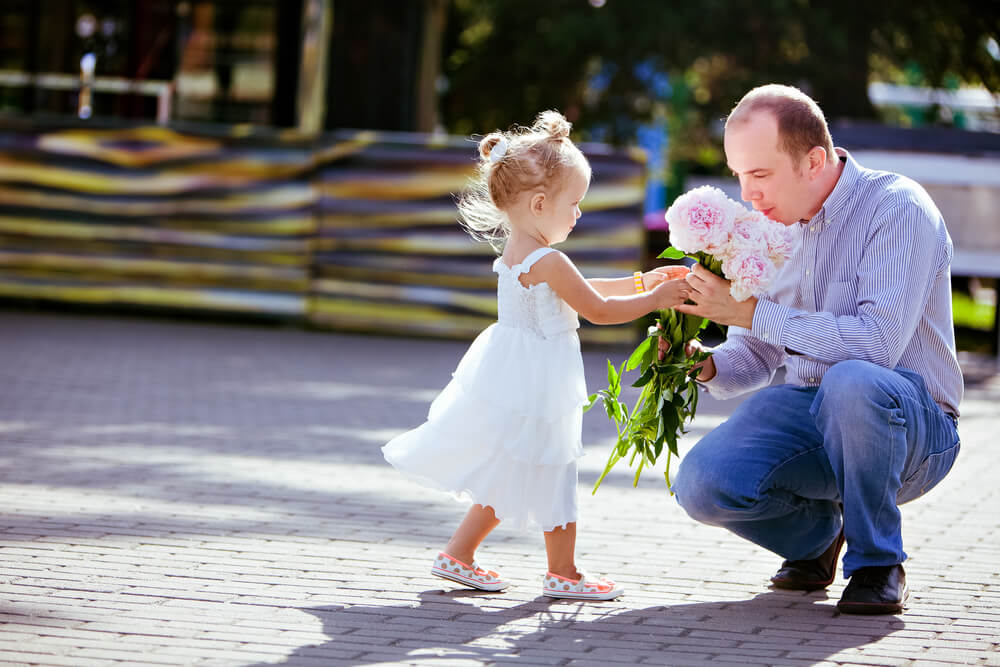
top-left (897, 441), bottom-right (961, 505)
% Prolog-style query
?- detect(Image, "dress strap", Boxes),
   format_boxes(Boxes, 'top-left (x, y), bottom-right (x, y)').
top-left (516, 247), bottom-right (556, 274)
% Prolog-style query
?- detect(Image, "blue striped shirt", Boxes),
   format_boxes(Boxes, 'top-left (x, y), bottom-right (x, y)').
top-left (705, 149), bottom-right (964, 417)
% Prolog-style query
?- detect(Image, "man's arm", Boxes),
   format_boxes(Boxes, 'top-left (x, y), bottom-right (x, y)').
top-left (693, 328), bottom-right (786, 399)
top-left (679, 204), bottom-right (943, 370)
top-left (750, 205), bottom-right (942, 368)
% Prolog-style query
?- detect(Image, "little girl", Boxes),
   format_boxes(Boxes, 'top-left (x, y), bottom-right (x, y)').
top-left (382, 110), bottom-right (690, 600)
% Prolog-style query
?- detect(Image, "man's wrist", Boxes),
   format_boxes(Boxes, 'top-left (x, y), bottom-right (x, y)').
top-left (738, 297), bottom-right (758, 329)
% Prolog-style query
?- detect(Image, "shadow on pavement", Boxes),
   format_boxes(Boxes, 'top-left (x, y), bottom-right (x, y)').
top-left (244, 589), bottom-right (906, 666)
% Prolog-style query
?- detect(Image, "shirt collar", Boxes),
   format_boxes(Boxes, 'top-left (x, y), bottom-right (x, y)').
top-left (813, 148), bottom-right (859, 226)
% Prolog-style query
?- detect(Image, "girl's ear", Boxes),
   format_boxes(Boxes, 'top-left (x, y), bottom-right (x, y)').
top-left (529, 192), bottom-right (546, 217)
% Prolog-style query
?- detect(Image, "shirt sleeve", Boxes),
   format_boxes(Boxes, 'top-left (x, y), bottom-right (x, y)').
top-left (745, 201), bottom-right (943, 369)
top-left (701, 326), bottom-right (786, 399)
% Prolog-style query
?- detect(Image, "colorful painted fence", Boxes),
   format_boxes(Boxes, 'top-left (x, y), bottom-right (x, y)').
top-left (0, 121), bottom-right (646, 344)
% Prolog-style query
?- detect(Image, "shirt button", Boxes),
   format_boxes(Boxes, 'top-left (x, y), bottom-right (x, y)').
top-left (805, 269), bottom-right (811, 275)
top-left (809, 377), bottom-right (817, 383)
top-left (810, 227), bottom-right (817, 233)
top-left (762, 332), bottom-right (769, 340)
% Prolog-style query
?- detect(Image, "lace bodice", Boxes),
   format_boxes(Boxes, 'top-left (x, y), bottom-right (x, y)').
top-left (494, 248), bottom-right (580, 339)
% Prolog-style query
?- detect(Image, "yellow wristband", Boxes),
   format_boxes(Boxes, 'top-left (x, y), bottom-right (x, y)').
top-left (633, 271), bottom-right (645, 293)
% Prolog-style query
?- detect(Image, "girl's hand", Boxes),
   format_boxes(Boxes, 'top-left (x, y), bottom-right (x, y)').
top-left (642, 265), bottom-right (690, 290)
top-left (651, 277), bottom-right (691, 309)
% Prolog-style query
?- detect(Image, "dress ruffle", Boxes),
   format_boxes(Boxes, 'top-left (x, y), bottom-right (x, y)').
top-left (382, 416), bottom-right (579, 532)
top-left (383, 250), bottom-right (586, 532)
top-left (451, 323), bottom-right (589, 421)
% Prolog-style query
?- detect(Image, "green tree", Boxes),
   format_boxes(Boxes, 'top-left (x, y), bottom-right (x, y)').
top-left (439, 1), bottom-right (1000, 172)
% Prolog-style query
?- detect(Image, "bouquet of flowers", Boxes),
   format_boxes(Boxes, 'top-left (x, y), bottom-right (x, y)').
top-left (587, 186), bottom-right (798, 492)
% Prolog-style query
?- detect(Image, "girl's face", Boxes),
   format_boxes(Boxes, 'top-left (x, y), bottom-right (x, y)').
top-left (535, 167), bottom-right (590, 245)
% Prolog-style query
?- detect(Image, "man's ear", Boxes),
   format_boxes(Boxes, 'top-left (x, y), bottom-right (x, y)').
top-left (806, 146), bottom-right (827, 178)
top-left (529, 192), bottom-right (546, 216)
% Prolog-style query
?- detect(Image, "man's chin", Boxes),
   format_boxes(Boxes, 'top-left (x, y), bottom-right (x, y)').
top-left (767, 212), bottom-right (798, 226)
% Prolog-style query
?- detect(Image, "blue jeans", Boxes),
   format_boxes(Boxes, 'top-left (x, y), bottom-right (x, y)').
top-left (673, 360), bottom-right (961, 577)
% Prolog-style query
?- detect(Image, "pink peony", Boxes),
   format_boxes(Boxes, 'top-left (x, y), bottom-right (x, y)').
top-left (762, 220), bottom-right (798, 267)
top-left (664, 186), bottom-right (738, 255)
top-left (727, 213), bottom-right (769, 257)
top-left (723, 247), bottom-right (777, 302)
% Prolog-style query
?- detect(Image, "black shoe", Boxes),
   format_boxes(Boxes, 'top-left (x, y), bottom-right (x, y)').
top-left (770, 530), bottom-right (845, 591)
top-left (837, 564), bottom-right (908, 614)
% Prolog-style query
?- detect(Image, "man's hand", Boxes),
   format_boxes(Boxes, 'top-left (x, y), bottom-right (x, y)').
top-left (653, 328), bottom-right (717, 382)
top-left (683, 339), bottom-right (716, 382)
top-left (675, 263), bottom-right (757, 329)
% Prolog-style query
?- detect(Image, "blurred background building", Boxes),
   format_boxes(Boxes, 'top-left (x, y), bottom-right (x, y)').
top-left (0, 1), bottom-right (997, 351)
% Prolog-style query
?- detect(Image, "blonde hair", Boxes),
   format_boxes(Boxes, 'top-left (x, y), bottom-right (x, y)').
top-left (457, 110), bottom-right (591, 252)
top-left (726, 84), bottom-right (836, 166)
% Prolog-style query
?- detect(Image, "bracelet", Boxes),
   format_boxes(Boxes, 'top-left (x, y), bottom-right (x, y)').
top-left (633, 271), bottom-right (645, 293)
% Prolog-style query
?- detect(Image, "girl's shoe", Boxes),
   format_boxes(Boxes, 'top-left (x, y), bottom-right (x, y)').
top-left (431, 552), bottom-right (509, 591)
top-left (542, 570), bottom-right (624, 600)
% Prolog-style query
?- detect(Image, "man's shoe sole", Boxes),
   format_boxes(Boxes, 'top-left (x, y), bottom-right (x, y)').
top-left (837, 585), bottom-right (908, 615)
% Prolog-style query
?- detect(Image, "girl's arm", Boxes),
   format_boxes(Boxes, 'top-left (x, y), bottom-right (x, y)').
top-left (532, 253), bottom-right (689, 325)
top-left (586, 276), bottom-right (635, 297)
top-left (588, 266), bottom-right (691, 297)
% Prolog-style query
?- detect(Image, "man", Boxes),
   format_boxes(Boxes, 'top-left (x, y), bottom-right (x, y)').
top-left (671, 84), bottom-right (963, 614)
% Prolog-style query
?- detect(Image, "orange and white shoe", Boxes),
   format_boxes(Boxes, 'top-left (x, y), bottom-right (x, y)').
top-left (431, 552), bottom-right (509, 591)
top-left (542, 570), bottom-right (624, 600)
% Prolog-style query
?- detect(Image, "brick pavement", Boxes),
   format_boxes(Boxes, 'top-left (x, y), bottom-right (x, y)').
top-left (1, 309), bottom-right (998, 667)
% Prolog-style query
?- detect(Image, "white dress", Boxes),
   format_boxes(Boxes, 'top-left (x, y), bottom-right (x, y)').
top-left (382, 247), bottom-right (588, 532)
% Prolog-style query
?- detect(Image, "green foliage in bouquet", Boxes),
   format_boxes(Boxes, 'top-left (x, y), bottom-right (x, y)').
top-left (585, 247), bottom-right (724, 493)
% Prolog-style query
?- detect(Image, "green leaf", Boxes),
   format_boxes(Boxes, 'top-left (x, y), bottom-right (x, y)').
top-left (583, 392), bottom-right (600, 413)
top-left (631, 365), bottom-right (655, 388)
top-left (642, 336), bottom-right (659, 369)
top-left (653, 431), bottom-right (665, 458)
top-left (603, 397), bottom-right (619, 422)
top-left (606, 358), bottom-right (619, 391)
top-left (657, 246), bottom-right (687, 260)
top-left (626, 336), bottom-right (654, 372)
top-left (682, 313), bottom-right (707, 342)
top-left (662, 405), bottom-right (680, 437)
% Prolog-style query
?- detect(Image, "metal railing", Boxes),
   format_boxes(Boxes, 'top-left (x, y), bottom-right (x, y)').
top-left (0, 69), bottom-right (172, 124)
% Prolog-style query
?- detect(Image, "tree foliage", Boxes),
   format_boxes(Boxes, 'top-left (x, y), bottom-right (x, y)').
top-left (439, 0), bottom-right (1000, 172)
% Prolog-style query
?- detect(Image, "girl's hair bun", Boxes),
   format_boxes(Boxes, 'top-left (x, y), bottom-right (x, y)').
top-left (478, 132), bottom-right (506, 161)
top-left (533, 110), bottom-right (571, 140)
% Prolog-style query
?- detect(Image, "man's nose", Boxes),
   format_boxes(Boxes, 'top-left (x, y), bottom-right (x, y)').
top-left (740, 182), bottom-right (759, 202)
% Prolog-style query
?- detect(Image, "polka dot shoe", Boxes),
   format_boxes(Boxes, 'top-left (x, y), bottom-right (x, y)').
top-left (431, 552), bottom-right (509, 591)
top-left (542, 570), bottom-right (624, 600)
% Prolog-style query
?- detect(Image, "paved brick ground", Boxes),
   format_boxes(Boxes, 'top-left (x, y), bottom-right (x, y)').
top-left (1, 309), bottom-right (998, 667)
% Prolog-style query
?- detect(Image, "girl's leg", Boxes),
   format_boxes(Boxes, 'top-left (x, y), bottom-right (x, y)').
top-left (543, 522), bottom-right (580, 580)
top-left (443, 504), bottom-right (499, 564)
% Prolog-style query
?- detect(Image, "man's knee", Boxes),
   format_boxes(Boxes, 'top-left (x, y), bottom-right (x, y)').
top-left (818, 359), bottom-right (879, 398)
top-left (814, 360), bottom-right (895, 417)
top-left (674, 445), bottom-right (740, 525)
